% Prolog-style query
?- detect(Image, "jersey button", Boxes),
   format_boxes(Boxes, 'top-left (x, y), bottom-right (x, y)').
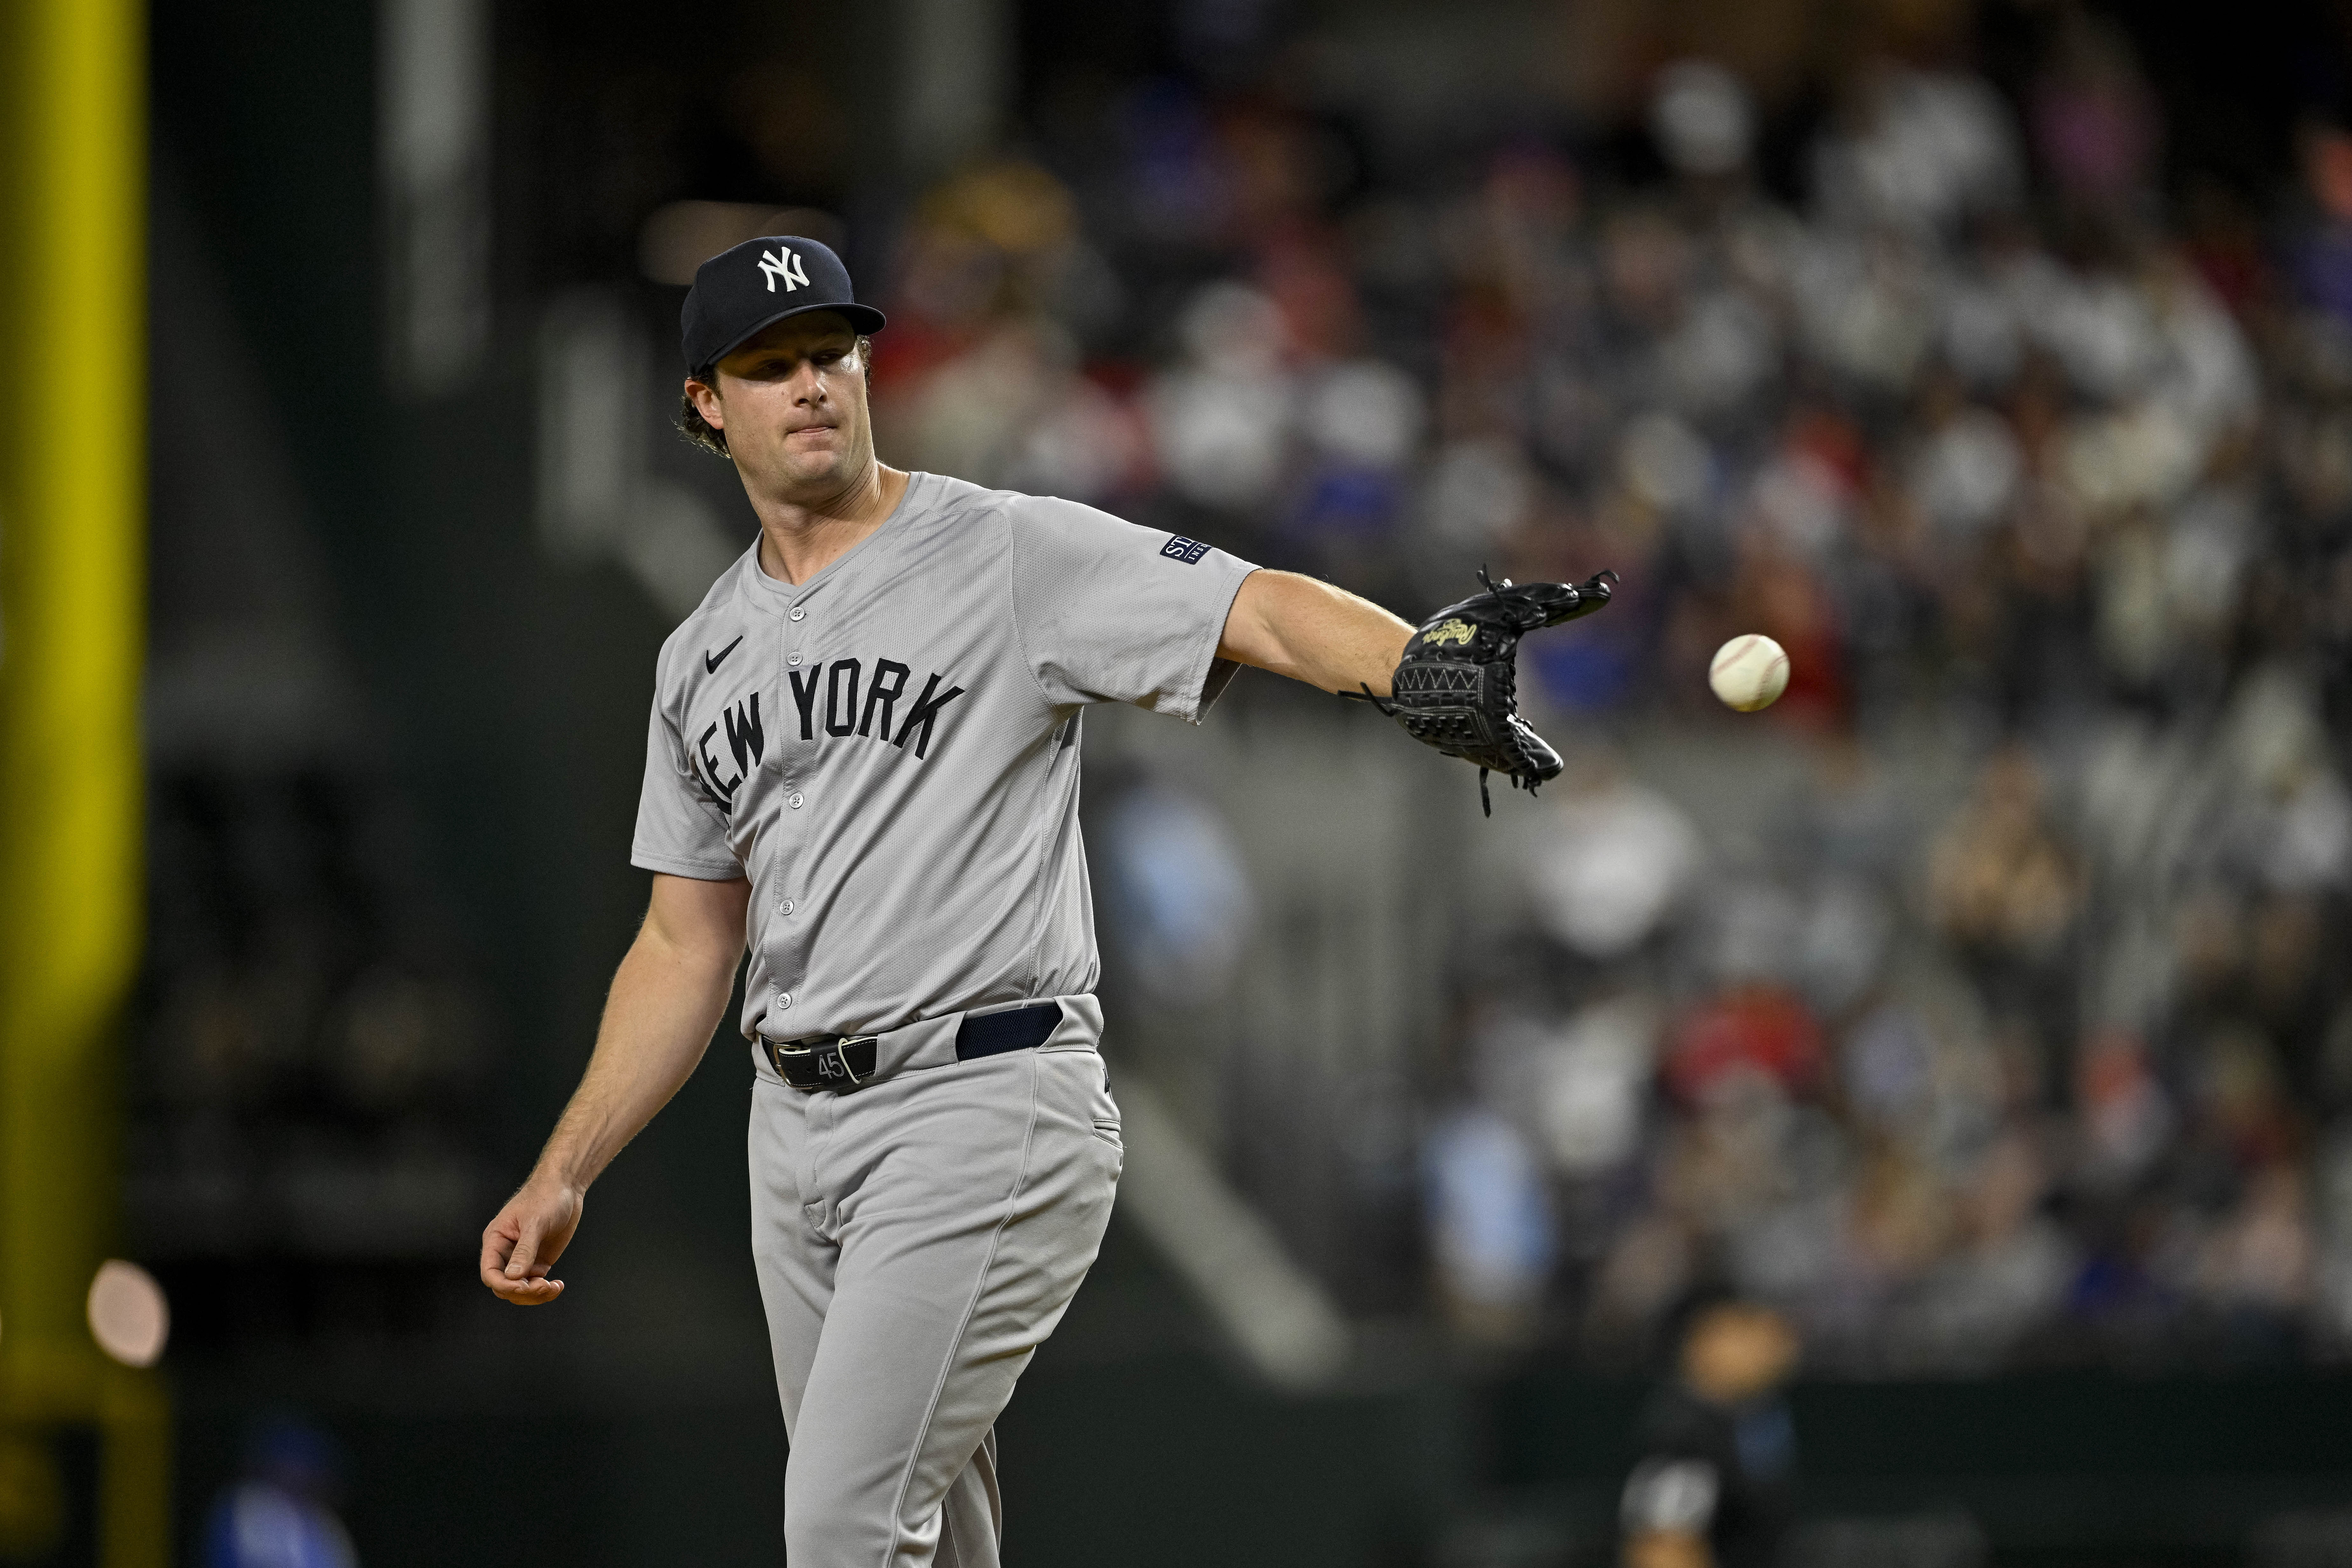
top-left (781, 898), bottom-right (796, 915)
top-left (777, 992), bottom-right (792, 1009)
top-left (787, 653), bottom-right (802, 667)
top-left (788, 791), bottom-right (804, 809)
top-left (789, 608), bottom-right (806, 622)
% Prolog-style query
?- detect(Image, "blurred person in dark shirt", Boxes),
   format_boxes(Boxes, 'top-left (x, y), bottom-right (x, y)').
top-left (202, 1416), bottom-right (357, 1568)
top-left (1620, 1295), bottom-right (1799, 1568)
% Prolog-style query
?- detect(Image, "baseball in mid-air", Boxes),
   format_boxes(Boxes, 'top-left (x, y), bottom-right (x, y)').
top-left (1709, 634), bottom-right (1789, 712)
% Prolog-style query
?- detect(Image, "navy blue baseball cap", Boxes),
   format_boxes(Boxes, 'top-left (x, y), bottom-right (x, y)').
top-left (680, 235), bottom-right (886, 375)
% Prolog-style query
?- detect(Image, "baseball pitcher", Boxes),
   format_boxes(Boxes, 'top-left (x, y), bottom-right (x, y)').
top-left (479, 235), bottom-right (1611, 1566)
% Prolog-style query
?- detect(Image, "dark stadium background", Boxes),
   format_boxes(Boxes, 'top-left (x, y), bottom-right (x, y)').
top-left (110, 0), bottom-right (2352, 1562)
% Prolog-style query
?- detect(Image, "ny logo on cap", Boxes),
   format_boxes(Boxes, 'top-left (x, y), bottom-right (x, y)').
top-left (758, 246), bottom-right (812, 294)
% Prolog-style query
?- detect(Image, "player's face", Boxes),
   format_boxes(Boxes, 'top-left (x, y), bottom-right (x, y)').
top-left (697, 312), bottom-right (874, 501)
top-left (1681, 1304), bottom-right (1799, 1402)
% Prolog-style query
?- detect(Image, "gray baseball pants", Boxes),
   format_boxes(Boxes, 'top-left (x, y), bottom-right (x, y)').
top-left (747, 1039), bottom-right (1122, 1567)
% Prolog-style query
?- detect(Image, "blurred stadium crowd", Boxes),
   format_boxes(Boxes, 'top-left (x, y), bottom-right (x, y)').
top-left (866, 13), bottom-right (2352, 1373)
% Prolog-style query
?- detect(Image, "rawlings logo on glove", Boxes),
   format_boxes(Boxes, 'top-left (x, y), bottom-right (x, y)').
top-left (1423, 619), bottom-right (1475, 647)
top-left (1354, 569), bottom-right (1618, 816)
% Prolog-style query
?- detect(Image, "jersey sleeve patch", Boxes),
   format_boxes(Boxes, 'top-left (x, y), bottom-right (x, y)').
top-left (1159, 535), bottom-right (1212, 564)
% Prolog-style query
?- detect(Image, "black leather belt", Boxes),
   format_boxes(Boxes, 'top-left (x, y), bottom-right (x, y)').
top-left (765, 1002), bottom-right (1063, 1091)
top-left (767, 1033), bottom-right (879, 1089)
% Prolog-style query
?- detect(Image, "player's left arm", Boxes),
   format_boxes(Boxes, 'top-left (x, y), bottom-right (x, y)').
top-left (1216, 569), bottom-right (1414, 698)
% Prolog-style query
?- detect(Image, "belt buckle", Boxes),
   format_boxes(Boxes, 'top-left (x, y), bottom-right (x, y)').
top-left (771, 1033), bottom-right (877, 1090)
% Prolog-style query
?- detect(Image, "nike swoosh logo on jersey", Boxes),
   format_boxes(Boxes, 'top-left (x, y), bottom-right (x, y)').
top-left (704, 635), bottom-right (744, 673)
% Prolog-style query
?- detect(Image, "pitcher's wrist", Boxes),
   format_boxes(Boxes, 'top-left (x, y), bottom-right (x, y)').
top-left (528, 1153), bottom-right (592, 1198)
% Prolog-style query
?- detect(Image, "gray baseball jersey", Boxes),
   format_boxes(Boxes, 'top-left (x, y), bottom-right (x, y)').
top-left (630, 469), bottom-right (1258, 1043)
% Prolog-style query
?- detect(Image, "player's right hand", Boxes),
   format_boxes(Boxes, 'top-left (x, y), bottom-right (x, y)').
top-left (479, 1178), bottom-right (584, 1305)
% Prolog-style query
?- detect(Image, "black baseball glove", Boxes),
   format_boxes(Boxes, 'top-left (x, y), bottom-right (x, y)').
top-left (1354, 569), bottom-right (1618, 815)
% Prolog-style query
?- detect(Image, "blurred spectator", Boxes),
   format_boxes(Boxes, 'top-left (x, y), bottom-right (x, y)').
top-left (1145, 283), bottom-right (1297, 513)
top-left (203, 1416), bottom-right (358, 1568)
top-left (1665, 987), bottom-right (1824, 1109)
top-left (2074, 1029), bottom-right (2173, 1193)
top-left (2029, 14), bottom-right (2160, 223)
top-left (1525, 752), bottom-right (1703, 963)
top-left (1928, 745), bottom-right (2080, 1046)
top-left (1901, 1128), bottom-right (2073, 1371)
top-left (1651, 63), bottom-right (1753, 183)
top-left (1097, 780), bottom-right (1257, 1006)
top-left (1814, 63), bottom-right (2022, 237)
top-left (1425, 1105), bottom-right (1557, 1347)
top-left (1532, 994), bottom-right (1661, 1179)
top-left (2293, 121), bottom-right (2352, 327)
top-left (1619, 1296), bottom-right (1799, 1568)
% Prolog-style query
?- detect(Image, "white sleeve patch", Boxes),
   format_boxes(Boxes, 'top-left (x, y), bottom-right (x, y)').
top-left (1621, 1458), bottom-right (1721, 1533)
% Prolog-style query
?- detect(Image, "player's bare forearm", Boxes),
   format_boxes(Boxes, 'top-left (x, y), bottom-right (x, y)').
top-left (1216, 569), bottom-right (1414, 697)
top-left (479, 871), bottom-right (748, 1303)
top-left (535, 874), bottom-right (748, 1188)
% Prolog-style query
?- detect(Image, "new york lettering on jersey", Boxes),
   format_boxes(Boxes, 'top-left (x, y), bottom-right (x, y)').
top-left (685, 654), bottom-right (969, 817)
top-left (687, 683), bottom-right (765, 817)
top-left (785, 657), bottom-right (965, 758)
top-left (632, 470), bottom-right (1260, 1045)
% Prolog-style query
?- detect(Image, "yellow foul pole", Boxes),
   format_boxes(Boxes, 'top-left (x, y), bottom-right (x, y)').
top-left (0, 0), bottom-right (168, 1561)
